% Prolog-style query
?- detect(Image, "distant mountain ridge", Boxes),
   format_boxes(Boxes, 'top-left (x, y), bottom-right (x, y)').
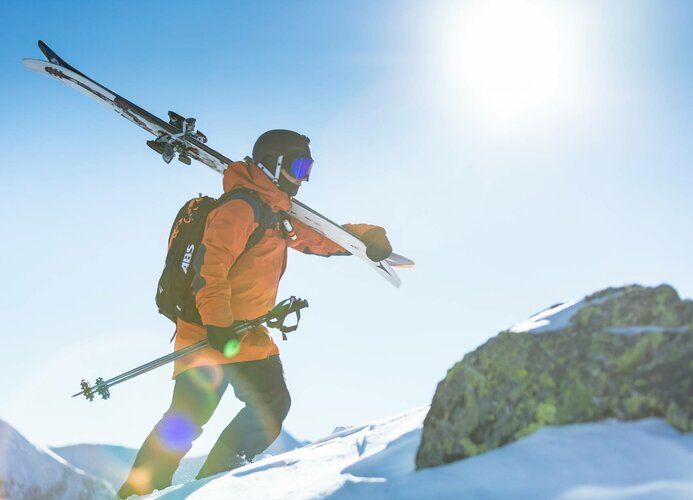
top-left (51, 428), bottom-right (306, 490)
top-left (0, 418), bottom-right (114, 499)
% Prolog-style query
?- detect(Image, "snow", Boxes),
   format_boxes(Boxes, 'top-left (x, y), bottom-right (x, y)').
top-left (507, 289), bottom-right (690, 335)
top-left (509, 300), bottom-right (583, 334)
top-left (606, 325), bottom-right (689, 336)
top-left (146, 407), bottom-right (427, 500)
top-left (0, 418), bottom-right (114, 499)
top-left (140, 407), bottom-right (693, 500)
top-left (3, 405), bottom-right (692, 499)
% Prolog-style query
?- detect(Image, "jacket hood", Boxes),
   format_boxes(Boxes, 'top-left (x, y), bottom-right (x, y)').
top-left (222, 160), bottom-right (292, 212)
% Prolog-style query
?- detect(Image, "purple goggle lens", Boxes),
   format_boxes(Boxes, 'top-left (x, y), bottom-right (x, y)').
top-left (289, 157), bottom-right (313, 180)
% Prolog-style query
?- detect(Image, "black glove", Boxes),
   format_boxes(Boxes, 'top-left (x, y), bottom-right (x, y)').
top-left (361, 227), bottom-right (392, 262)
top-left (206, 324), bottom-right (240, 353)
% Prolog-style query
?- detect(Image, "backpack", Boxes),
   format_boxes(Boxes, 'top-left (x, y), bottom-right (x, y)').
top-left (155, 189), bottom-right (278, 325)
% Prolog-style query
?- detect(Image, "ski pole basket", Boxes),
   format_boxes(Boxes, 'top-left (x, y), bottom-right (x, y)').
top-left (73, 296), bottom-right (309, 401)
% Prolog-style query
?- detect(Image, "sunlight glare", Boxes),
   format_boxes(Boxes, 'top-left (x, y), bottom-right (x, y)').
top-left (444, 0), bottom-right (583, 125)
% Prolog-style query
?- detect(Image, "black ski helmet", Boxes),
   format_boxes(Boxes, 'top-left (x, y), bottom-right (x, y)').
top-left (252, 129), bottom-right (313, 196)
top-left (252, 129), bottom-right (312, 173)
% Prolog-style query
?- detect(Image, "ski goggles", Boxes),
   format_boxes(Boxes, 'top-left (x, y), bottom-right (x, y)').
top-left (280, 155), bottom-right (314, 181)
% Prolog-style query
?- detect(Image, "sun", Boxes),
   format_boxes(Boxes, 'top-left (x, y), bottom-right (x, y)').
top-left (440, 0), bottom-right (583, 125)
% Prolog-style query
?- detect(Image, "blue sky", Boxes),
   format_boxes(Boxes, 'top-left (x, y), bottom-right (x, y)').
top-left (1, 0), bottom-right (692, 456)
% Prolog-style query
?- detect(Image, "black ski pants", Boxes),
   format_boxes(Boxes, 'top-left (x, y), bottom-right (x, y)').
top-left (118, 355), bottom-right (290, 497)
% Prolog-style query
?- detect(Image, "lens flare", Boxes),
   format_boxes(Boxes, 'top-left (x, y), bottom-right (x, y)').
top-left (157, 413), bottom-right (197, 453)
top-left (187, 365), bottom-right (225, 415)
top-left (223, 339), bottom-right (241, 358)
top-left (128, 467), bottom-right (152, 495)
top-left (188, 364), bottom-right (224, 390)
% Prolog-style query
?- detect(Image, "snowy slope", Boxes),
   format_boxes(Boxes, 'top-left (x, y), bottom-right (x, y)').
top-left (51, 429), bottom-right (306, 490)
top-left (171, 428), bottom-right (307, 485)
top-left (0, 418), bottom-right (114, 499)
top-left (142, 407), bottom-right (693, 499)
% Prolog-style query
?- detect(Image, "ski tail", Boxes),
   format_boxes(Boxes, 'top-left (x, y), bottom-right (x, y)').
top-left (385, 253), bottom-right (415, 268)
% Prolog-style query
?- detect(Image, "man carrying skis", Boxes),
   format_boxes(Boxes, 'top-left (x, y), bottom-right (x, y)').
top-left (118, 130), bottom-right (392, 498)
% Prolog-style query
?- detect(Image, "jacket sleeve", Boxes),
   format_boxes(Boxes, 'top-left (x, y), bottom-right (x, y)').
top-left (192, 200), bottom-right (257, 327)
top-left (287, 219), bottom-right (379, 257)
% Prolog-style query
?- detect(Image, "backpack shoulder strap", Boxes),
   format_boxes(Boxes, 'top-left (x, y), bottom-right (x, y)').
top-left (216, 188), bottom-right (278, 251)
top-left (217, 188), bottom-right (263, 220)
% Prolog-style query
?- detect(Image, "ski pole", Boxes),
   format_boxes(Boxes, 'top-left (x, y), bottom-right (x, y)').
top-left (74, 296), bottom-right (308, 401)
top-left (91, 295), bottom-right (307, 392)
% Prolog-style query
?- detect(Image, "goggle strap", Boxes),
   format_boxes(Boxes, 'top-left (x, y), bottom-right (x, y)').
top-left (256, 161), bottom-right (280, 185)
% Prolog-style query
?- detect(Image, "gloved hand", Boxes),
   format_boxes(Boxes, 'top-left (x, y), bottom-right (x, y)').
top-left (206, 324), bottom-right (240, 353)
top-left (361, 227), bottom-right (392, 262)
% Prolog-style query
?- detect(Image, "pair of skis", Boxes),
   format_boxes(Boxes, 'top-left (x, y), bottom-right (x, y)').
top-left (23, 41), bottom-right (413, 287)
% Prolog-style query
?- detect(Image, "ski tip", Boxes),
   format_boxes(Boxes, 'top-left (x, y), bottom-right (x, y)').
top-left (385, 253), bottom-right (416, 269)
top-left (21, 58), bottom-right (44, 72)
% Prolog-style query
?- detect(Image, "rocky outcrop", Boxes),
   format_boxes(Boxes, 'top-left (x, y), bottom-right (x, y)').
top-left (416, 284), bottom-right (693, 469)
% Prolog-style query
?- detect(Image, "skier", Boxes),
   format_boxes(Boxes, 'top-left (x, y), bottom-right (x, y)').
top-left (118, 130), bottom-right (392, 498)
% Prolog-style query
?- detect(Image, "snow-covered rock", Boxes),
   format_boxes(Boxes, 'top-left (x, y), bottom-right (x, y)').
top-left (416, 284), bottom-right (693, 469)
top-left (0, 418), bottom-right (114, 499)
top-left (510, 284), bottom-right (692, 334)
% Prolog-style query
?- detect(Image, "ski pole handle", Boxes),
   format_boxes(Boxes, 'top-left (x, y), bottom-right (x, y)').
top-left (265, 297), bottom-right (309, 337)
top-left (269, 296), bottom-right (309, 321)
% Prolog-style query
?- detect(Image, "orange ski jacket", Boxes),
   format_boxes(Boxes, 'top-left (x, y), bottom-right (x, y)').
top-left (172, 161), bottom-right (375, 377)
